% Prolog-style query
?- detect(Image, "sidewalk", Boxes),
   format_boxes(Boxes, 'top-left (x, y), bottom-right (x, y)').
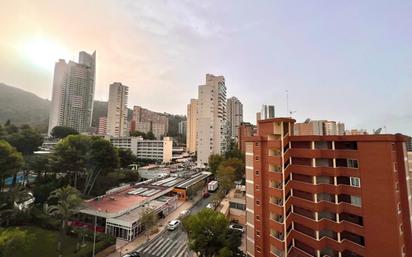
top-left (106, 199), bottom-right (197, 257)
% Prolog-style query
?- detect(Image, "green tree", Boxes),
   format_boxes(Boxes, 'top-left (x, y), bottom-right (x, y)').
top-left (220, 158), bottom-right (245, 181)
top-left (0, 140), bottom-right (24, 190)
top-left (208, 154), bottom-right (224, 175)
top-left (217, 166), bottom-right (236, 194)
top-left (50, 126), bottom-right (79, 139)
top-left (83, 137), bottom-right (119, 195)
top-left (47, 185), bottom-right (83, 256)
top-left (130, 131), bottom-right (146, 138)
top-left (140, 208), bottom-right (159, 241)
top-left (0, 228), bottom-right (36, 257)
top-left (224, 138), bottom-right (244, 160)
top-left (146, 131), bottom-right (156, 140)
top-left (52, 135), bottom-right (90, 189)
top-left (183, 208), bottom-right (230, 257)
top-left (118, 148), bottom-right (136, 168)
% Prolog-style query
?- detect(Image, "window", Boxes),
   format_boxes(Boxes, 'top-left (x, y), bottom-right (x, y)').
top-left (255, 156), bottom-right (259, 161)
top-left (400, 224), bottom-right (404, 234)
top-left (255, 142), bottom-right (259, 147)
top-left (256, 215), bottom-right (260, 221)
top-left (347, 159), bottom-right (359, 168)
top-left (256, 184), bottom-right (260, 191)
top-left (396, 182), bottom-right (400, 192)
top-left (256, 200), bottom-right (260, 205)
top-left (350, 196), bottom-right (362, 207)
top-left (256, 230), bottom-right (261, 237)
top-left (255, 170), bottom-right (260, 176)
top-left (350, 177), bottom-right (360, 187)
top-left (398, 203), bottom-right (402, 214)
top-left (256, 247), bottom-right (261, 253)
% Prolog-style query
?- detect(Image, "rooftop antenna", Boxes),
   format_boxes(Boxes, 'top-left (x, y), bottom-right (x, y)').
top-left (374, 128), bottom-right (382, 135)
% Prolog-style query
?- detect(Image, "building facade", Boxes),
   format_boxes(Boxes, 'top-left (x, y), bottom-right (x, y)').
top-left (227, 96), bottom-right (243, 140)
top-left (239, 122), bottom-right (256, 153)
top-left (186, 99), bottom-right (198, 153)
top-left (97, 116), bottom-right (107, 135)
top-left (106, 82), bottom-right (128, 137)
top-left (178, 120), bottom-right (187, 136)
top-left (196, 74), bottom-right (228, 165)
top-left (294, 120), bottom-right (345, 136)
top-left (109, 136), bottom-right (173, 163)
top-left (261, 105), bottom-right (275, 120)
top-left (48, 51), bottom-right (96, 134)
top-left (245, 118), bottom-right (411, 257)
top-left (131, 106), bottom-right (168, 139)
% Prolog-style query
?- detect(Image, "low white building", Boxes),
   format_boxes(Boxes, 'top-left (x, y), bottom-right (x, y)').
top-left (108, 136), bottom-right (173, 163)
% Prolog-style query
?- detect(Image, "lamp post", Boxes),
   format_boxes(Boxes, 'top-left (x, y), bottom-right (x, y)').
top-left (92, 210), bottom-right (101, 257)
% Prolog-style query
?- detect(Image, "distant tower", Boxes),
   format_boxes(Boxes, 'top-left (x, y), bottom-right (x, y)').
top-left (261, 104), bottom-right (275, 120)
top-left (106, 82), bottom-right (129, 137)
top-left (196, 74), bottom-right (228, 165)
top-left (186, 99), bottom-right (198, 153)
top-left (227, 97), bottom-right (243, 140)
top-left (48, 51), bottom-right (96, 135)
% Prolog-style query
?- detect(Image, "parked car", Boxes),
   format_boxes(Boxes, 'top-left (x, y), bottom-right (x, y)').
top-left (206, 203), bottom-right (215, 209)
top-left (180, 209), bottom-right (191, 217)
top-left (229, 224), bottom-right (244, 233)
top-left (167, 219), bottom-right (181, 231)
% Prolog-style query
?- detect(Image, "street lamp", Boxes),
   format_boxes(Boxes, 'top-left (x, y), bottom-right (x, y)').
top-left (92, 209), bottom-right (101, 257)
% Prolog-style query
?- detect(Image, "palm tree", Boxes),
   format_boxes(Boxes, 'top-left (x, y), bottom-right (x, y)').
top-left (47, 185), bottom-right (83, 257)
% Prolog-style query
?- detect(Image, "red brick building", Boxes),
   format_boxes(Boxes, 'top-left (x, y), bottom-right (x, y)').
top-left (244, 118), bottom-right (411, 257)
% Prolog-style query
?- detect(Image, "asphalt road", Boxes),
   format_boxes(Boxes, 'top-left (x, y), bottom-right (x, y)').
top-left (134, 193), bottom-right (215, 257)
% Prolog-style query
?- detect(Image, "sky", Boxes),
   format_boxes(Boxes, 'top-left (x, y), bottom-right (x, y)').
top-left (0, 0), bottom-right (411, 135)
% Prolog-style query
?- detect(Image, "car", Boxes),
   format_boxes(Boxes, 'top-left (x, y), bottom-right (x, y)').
top-left (167, 219), bottom-right (181, 231)
top-left (122, 252), bottom-right (140, 257)
top-left (206, 203), bottom-right (215, 209)
top-left (229, 224), bottom-right (244, 233)
top-left (180, 209), bottom-right (191, 217)
top-left (203, 192), bottom-right (210, 198)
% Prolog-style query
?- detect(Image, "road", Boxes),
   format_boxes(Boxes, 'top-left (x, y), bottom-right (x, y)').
top-left (134, 193), bottom-right (215, 257)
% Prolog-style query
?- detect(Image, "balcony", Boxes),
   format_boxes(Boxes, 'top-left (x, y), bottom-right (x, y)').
top-left (294, 222), bottom-right (316, 239)
top-left (316, 175), bottom-right (334, 185)
top-left (269, 164), bottom-right (282, 173)
top-left (291, 141), bottom-right (311, 149)
top-left (270, 180), bottom-right (283, 190)
top-left (269, 149), bottom-right (281, 156)
top-left (293, 173), bottom-right (313, 184)
top-left (336, 158), bottom-right (359, 168)
top-left (335, 141), bottom-right (357, 150)
top-left (318, 211), bottom-right (337, 222)
top-left (320, 247), bottom-right (339, 257)
top-left (319, 229), bottom-right (338, 241)
top-left (294, 206), bottom-right (315, 220)
top-left (294, 189), bottom-right (314, 202)
top-left (340, 212), bottom-right (363, 226)
top-left (271, 197), bottom-right (284, 206)
top-left (271, 229), bottom-right (285, 241)
top-left (271, 213), bottom-right (284, 223)
top-left (314, 141), bottom-right (332, 150)
top-left (341, 231), bottom-right (365, 246)
top-left (318, 193), bottom-right (336, 203)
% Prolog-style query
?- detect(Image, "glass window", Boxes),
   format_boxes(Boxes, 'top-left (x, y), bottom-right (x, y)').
top-left (350, 177), bottom-right (360, 187)
top-left (350, 195), bottom-right (362, 207)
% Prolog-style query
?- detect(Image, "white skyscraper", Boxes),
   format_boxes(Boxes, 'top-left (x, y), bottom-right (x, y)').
top-left (261, 104), bottom-right (275, 120)
top-left (107, 82), bottom-right (129, 137)
top-left (186, 99), bottom-right (198, 154)
top-left (48, 51), bottom-right (96, 135)
top-left (227, 96), bottom-right (243, 140)
top-left (196, 74), bottom-right (228, 165)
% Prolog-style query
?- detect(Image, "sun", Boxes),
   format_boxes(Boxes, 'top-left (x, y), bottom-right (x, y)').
top-left (21, 38), bottom-right (71, 70)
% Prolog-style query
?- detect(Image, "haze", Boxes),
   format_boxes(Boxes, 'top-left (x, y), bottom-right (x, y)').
top-left (0, 0), bottom-right (411, 134)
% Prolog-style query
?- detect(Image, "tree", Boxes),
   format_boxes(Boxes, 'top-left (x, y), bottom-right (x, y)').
top-left (208, 154), bottom-right (224, 175)
top-left (0, 140), bottom-right (24, 190)
top-left (130, 131), bottom-right (146, 138)
top-left (146, 131), bottom-right (156, 140)
top-left (140, 208), bottom-right (159, 241)
top-left (224, 138), bottom-right (244, 160)
top-left (118, 148), bottom-right (136, 168)
top-left (50, 126), bottom-right (79, 139)
top-left (219, 158), bottom-right (245, 181)
top-left (83, 137), bottom-right (119, 195)
top-left (1, 124), bottom-right (42, 155)
top-left (0, 228), bottom-right (35, 257)
top-left (47, 186), bottom-right (83, 256)
top-left (217, 166), bottom-right (236, 194)
top-left (183, 208), bottom-right (230, 257)
top-left (52, 135), bottom-right (90, 189)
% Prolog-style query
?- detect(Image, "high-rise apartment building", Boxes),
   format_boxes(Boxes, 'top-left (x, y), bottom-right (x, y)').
top-left (131, 106), bottom-right (168, 139)
top-left (97, 116), bottom-right (107, 135)
top-left (106, 82), bottom-right (128, 137)
top-left (244, 118), bottom-right (411, 257)
top-left (48, 51), bottom-right (96, 135)
top-left (294, 120), bottom-right (345, 136)
top-left (261, 104), bottom-right (275, 120)
top-left (178, 120), bottom-right (187, 136)
top-left (227, 96), bottom-right (243, 140)
top-left (196, 74), bottom-right (228, 165)
top-left (186, 99), bottom-right (198, 153)
top-left (238, 122), bottom-right (256, 153)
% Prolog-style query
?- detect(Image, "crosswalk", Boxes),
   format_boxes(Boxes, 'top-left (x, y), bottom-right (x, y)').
top-left (135, 230), bottom-right (192, 257)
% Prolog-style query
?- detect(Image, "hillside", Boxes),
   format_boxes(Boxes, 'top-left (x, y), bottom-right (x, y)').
top-left (0, 84), bottom-right (185, 134)
top-left (0, 83), bottom-right (50, 131)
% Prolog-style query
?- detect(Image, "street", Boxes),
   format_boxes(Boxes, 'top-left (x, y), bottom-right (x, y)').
top-left (134, 193), bottom-right (215, 257)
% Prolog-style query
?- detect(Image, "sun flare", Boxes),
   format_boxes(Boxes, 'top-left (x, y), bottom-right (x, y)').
top-left (21, 38), bottom-right (71, 70)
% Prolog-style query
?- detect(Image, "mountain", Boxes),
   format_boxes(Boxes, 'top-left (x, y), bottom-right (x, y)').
top-left (0, 83), bottom-right (50, 131)
top-left (0, 84), bottom-right (185, 134)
